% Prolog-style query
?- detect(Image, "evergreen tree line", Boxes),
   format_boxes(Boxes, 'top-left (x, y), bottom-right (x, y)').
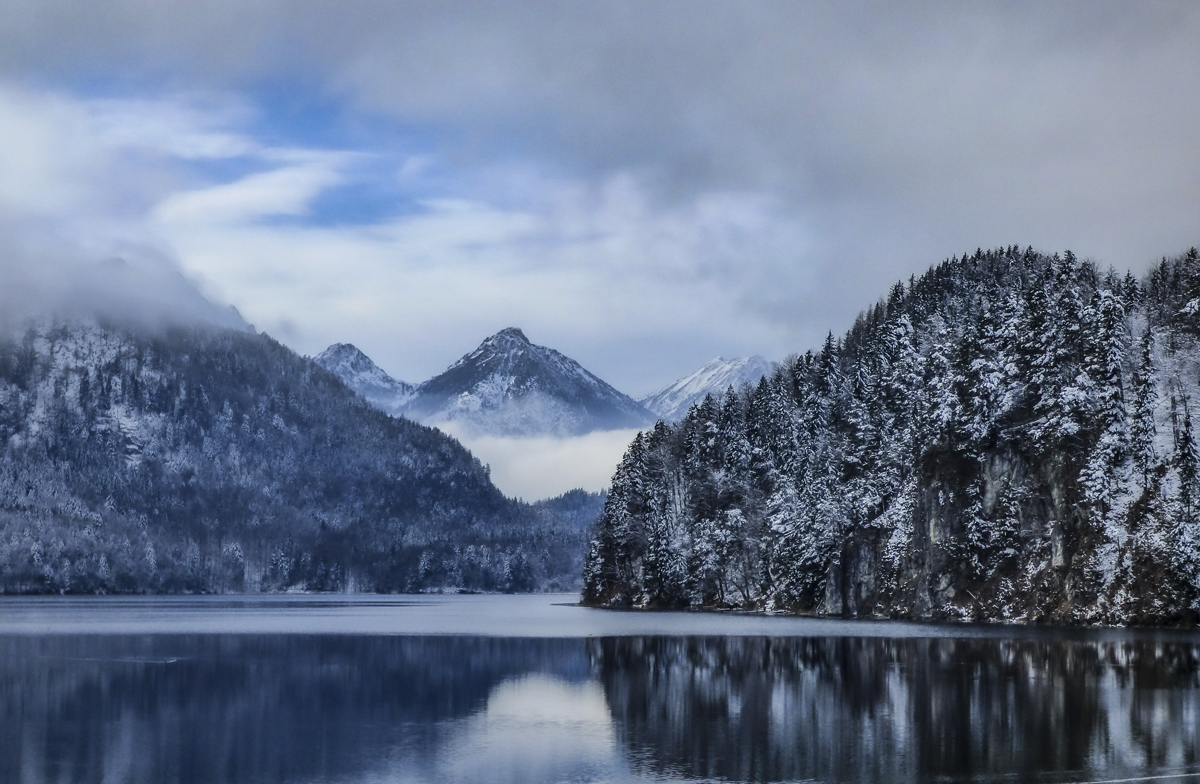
top-left (0, 321), bottom-right (597, 594)
top-left (584, 246), bottom-right (1200, 624)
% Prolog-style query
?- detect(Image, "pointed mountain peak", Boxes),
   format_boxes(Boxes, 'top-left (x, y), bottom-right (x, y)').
top-left (316, 342), bottom-right (371, 366)
top-left (314, 343), bottom-right (414, 416)
top-left (486, 327), bottom-right (530, 345)
top-left (641, 355), bottom-right (775, 422)
top-left (409, 329), bottom-right (652, 436)
top-left (451, 327), bottom-right (536, 371)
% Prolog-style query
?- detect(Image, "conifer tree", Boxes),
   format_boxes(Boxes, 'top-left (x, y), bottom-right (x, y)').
top-left (1081, 288), bottom-right (1128, 509)
top-left (1173, 402), bottom-right (1200, 590)
top-left (582, 246), bottom-right (1200, 623)
top-left (1128, 333), bottom-right (1158, 485)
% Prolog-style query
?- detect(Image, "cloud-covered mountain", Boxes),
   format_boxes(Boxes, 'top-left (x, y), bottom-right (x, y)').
top-left (0, 237), bottom-right (252, 335)
top-left (0, 319), bottom-right (590, 594)
top-left (640, 356), bottom-right (774, 422)
top-left (400, 328), bottom-right (653, 437)
top-left (314, 343), bottom-right (414, 416)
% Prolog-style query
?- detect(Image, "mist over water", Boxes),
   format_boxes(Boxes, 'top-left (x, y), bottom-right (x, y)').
top-left (4, 596), bottom-right (1200, 783)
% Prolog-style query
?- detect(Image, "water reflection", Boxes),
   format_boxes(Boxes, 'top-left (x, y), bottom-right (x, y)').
top-left (0, 635), bottom-right (593, 784)
top-left (4, 632), bottom-right (1200, 783)
top-left (591, 636), bottom-right (1200, 782)
top-left (437, 675), bottom-right (622, 783)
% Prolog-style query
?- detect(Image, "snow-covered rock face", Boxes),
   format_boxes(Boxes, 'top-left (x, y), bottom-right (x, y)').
top-left (406, 327), bottom-right (654, 437)
top-left (641, 356), bottom-right (775, 421)
top-left (314, 343), bottom-right (415, 415)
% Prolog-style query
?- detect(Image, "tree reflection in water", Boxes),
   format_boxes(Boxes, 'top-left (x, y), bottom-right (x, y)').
top-left (590, 635), bottom-right (1200, 782)
top-left (4, 632), bottom-right (1200, 783)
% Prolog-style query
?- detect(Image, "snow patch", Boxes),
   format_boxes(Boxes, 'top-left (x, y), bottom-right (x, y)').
top-left (641, 356), bottom-right (775, 421)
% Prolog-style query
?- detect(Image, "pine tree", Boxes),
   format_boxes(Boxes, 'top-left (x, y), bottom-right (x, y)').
top-left (583, 433), bottom-right (651, 604)
top-left (1128, 333), bottom-right (1158, 485)
top-left (1176, 403), bottom-right (1199, 524)
top-left (1080, 288), bottom-right (1128, 509)
top-left (924, 316), bottom-right (961, 445)
top-left (1173, 402), bottom-right (1200, 589)
top-left (582, 246), bottom-right (1200, 623)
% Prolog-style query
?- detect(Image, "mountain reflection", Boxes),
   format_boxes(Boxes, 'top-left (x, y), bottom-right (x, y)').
top-left (0, 635), bottom-right (592, 784)
top-left (590, 635), bottom-right (1200, 782)
top-left (5, 632), bottom-right (1200, 783)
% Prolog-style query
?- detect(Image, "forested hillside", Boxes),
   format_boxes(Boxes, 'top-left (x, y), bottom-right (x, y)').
top-left (584, 247), bottom-right (1200, 624)
top-left (0, 320), bottom-right (586, 593)
top-left (640, 356), bottom-right (774, 422)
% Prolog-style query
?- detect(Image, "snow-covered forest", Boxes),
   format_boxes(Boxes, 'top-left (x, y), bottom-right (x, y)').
top-left (0, 322), bottom-right (595, 593)
top-left (584, 247), bottom-right (1200, 624)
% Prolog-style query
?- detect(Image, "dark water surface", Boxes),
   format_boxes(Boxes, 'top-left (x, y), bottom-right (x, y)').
top-left (3, 595), bottom-right (1200, 783)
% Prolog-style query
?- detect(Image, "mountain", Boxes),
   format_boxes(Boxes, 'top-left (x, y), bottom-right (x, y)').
top-left (403, 327), bottom-right (653, 437)
top-left (584, 246), bottom-right (1200, 626)
top-left (0, 319), bottom-right (587, 594)
top-left (314, 343), bottom-right (415, 416)
top-left (640, 356), bottom-right (774, 421)
top-left (531, 488), bottom-right (607, 530)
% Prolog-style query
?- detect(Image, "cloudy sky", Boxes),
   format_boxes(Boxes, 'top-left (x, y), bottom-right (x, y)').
top-left (1, 2), bottom-right (1198, 494)
top-left (2, 1), bottom-right (1199, 391)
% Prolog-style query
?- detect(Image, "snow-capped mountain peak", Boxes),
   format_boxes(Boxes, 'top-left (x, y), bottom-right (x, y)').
top-left (406, 328), bottom-right (653, 437)
top-left (641, 355), bottom-right (775, 421)
top-left (491, 326), bottom-right (530, 344)
top-left (447, 327), bottom-right (532, 372)
top-left (314, 343), bottom-right (415, 415)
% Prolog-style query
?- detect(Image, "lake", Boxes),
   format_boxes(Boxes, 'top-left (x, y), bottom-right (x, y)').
top-left (3, 594), bottom-right (1200, 783)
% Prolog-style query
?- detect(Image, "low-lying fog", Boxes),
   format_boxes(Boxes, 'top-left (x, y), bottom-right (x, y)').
top-left (437, 423), bottom-right (639, 501)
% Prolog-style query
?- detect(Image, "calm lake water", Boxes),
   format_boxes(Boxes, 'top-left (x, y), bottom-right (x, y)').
top-left (3, 595), bottom-right (1200, 783)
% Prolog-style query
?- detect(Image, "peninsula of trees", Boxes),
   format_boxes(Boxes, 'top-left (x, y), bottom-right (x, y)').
top-left (584, 247), bottom-right (1200, 625)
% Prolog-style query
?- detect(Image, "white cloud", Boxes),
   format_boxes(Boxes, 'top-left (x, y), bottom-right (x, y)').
top-left (149, 165), bottom-right (811, 390)
top-left (437, 425), bottom-right (639, 500)
top-left (0, 86), bottom-right (321, 328)
top-left (0, 78), bottom-right (812, 391)
top-left (0, 86), bottom-right (111, 218)
top-left (154, 153), bottom-right (351, 225)
top-left (86, 96), bottom-right (261, 160)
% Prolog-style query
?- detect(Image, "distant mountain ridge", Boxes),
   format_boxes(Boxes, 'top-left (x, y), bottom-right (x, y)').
top-left (314, 343), bottom-right (414, 416)
top-left (641, 356), bottom-right (775, 421)
top-left (323, 328), bottom-right (654, 437)
top-left (0, 319), bottom-right (589, 594)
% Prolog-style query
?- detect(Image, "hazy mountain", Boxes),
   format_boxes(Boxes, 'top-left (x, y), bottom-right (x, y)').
top-left (640, 356), bottom-right (774, 421)
top-left (531, 488), bottom-right (607, 531)
top-left (403, 327), bottom-right (653, 437)
top-left (0, 252), bottom-right (254, 335)
top-left (315, 343), bottom-right (415, 416)
top-left (585, 246), bottom-right (1200, 626)
top-left (0, 319), bottom-right (587, 594)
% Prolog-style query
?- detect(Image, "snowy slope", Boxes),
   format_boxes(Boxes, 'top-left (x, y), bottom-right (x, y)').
top-left (584, 247), bottom-right (1200, 625)
top-left (405, 327), bottom-right (654, 437)
top-left (640, 356), bottom-right (775, 421)
top-left (0, 318), bottom-right (581, 593)
top-left (315, 343), bottom-right (415, 415)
